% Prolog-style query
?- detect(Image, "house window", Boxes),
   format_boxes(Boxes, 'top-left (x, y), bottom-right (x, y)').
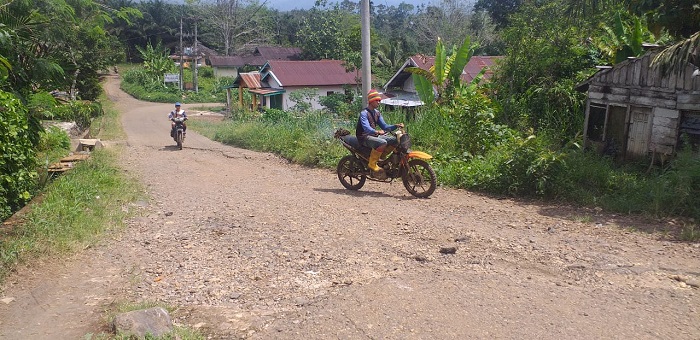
top-left (269, 94), bottom-right (283, 110)
top-left (327, 91), bottom-right (335, 96)
top-left (679, 110), bottom-right (700, 151)
top-left (587, 104), bottom-right (606, 142)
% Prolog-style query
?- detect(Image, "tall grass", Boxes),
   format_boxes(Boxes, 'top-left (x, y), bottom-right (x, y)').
top-left (0, 150), bottom-right (142, 280)
top-left (190, 111), bottom-right (353, 168)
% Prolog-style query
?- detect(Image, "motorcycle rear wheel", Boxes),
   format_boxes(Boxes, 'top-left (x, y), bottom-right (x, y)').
top-left (337, 155), bottom-right (366, 190)
top-left (402, 159), bottom-right (436, 198)
top-left (176, 130), bottom-right (183, 150)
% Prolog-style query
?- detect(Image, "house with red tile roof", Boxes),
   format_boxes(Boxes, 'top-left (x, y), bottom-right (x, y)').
top-left (209, 46), bottom-right (302, 78)
top-left (227, 59), bottom-right (360, 111)
top-left (382, 54), bottom-right (502, 107)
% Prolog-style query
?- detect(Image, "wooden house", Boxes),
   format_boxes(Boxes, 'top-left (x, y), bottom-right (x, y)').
top-left (226, 60), bottom-right (359, 111)
top-left (577, 51), bottom-right (700, 161)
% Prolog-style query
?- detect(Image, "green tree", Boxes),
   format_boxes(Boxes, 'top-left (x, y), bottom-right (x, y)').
top-left (491, 0), bottom-right (595, 140)
top-left (473, 0), bottom-right (522, 29)
top-left (136, 41), bottom-right (174, 78)
top-left (566, 0), bottom-right (700, 38)
top-left (297, 3), bottom-right (359, 62)
top-left (593, 12), bottom-right (655, 64)
top-left (412, 0), bottom-right (473, 52)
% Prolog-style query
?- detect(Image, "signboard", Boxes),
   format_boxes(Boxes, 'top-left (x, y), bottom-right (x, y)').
top-left (164, 73), bottom-right (180, 83)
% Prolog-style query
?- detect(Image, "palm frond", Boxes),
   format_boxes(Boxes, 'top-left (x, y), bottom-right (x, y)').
top-left (652, 31), bottom-right (700, 76)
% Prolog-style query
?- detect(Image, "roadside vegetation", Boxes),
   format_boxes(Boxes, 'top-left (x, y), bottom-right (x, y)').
top-left (0, 90), bottom-right (142, 282)
top-left (2, 0), bottom-right (699, 285)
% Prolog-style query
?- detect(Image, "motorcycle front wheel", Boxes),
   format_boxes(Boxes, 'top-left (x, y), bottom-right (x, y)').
top-left (402, 159), bottom-right (436, 198)
top-left (337, 155), bottom-right (366, 190)
top-left (176, 130), bottom-right (183, 150)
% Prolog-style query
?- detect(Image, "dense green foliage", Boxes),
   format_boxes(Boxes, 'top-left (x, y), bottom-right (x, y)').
top-left (0, 91), bottom-right (38, 221)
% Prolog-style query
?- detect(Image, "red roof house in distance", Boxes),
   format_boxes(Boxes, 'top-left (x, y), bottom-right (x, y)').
top-left (227, 60), bottom-right (360, 111)
top-left (383, 54), bottom-right (502, 107)
top-left (209, 46), bottom-right (302, 78)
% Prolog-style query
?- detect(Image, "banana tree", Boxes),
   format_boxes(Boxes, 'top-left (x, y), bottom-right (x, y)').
top-left (405, 35), bottom-right (485, 105)
top-left (596, 12), bottom-right (648, 64)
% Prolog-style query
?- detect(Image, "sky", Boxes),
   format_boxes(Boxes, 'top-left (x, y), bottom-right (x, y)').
top-left (272, 0), bottom-right (433, 12)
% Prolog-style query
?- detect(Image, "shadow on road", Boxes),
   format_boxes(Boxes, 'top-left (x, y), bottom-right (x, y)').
top-left (314, 187), bottom-right (399, 199)
top-left (159, 145), bottom-right (186, 152)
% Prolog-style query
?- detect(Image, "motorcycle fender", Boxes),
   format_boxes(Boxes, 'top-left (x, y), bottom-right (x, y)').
top-left (407, 151), bottom-right (432, 160)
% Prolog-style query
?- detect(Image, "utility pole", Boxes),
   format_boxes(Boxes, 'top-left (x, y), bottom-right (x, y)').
top-left (361, 0), bottom-right (371, 106)
top-left (179, 16), bottom-right (184, 91)
top-left (193, 19), bottom-right (199, 93)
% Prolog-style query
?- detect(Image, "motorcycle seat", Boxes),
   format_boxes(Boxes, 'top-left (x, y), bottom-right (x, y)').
top-left (340, 135), bottom-right (372, 154)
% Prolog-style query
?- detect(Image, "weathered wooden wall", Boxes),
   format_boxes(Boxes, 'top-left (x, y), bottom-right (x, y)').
top-left (584, 51), bottom-right (700, 156)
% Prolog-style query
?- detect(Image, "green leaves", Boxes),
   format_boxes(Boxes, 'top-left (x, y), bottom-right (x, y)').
top-left (405, 35), bottom-right (479, 106)
top-left (0, 90), bottom-right (39, 221)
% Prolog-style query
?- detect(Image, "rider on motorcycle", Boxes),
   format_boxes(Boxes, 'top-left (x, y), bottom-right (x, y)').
top-left (168, 102), bottom-right (187, 137)
top-left (356, 89), bottom-right (404, 172)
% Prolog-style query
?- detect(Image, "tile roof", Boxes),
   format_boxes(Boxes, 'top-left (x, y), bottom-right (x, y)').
top-left (255, 46), bottom-right (302, 60)
top-left (264, 60), bottom-right (359, 87)
top-left (208, 46), bottom-right (302, 67)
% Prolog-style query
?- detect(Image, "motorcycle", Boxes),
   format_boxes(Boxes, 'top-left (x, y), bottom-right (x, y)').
top-left (334, 127), bottom-right (437, 198)
top-left (171, 116), bottom-right (187, 150)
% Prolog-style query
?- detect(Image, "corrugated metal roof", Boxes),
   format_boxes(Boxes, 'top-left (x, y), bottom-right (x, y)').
top-left (249, 88), bottom-right (285, 96)
top-left (264, 60), bottom-right (359, 87)
top-left (225, 72), bottom-right (262, 89)
top-left (239, 72), bottom-right (262, 88)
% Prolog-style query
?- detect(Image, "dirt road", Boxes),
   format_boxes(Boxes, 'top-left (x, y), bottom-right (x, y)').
top-left (1, 75), bottom-right (699, 339)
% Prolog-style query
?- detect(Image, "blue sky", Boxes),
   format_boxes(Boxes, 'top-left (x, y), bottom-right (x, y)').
top-left (271, 0), bottom-right (433, 11)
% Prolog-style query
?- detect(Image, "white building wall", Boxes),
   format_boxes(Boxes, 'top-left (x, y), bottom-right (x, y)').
top-left (280, 86), bottom-right (348, 111)
top-left (213, 67), bottom-right (239, 78)
top-left (403, 76), bottom-right (417, 93)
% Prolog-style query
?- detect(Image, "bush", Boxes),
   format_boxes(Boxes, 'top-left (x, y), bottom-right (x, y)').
top-left (120, 65), bottom-right (228, 104)
top-left (0, 90), bottom-right (39, 221)
top-left (37, 126), bottom-right (71, 152)
top-left (319, 92), bottom-right (354, 117)
top-left (198, 66), bottom-right (214, 78)
top-left (51, 101), bottom-right (103, 130)
top-left (28, 92), bottom-right (58, 119)
top-left (452, 134), bottom-right (566, 196)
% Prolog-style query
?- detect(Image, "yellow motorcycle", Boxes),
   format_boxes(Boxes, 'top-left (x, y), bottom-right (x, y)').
top-left (334, 127), bottom-right (436, 198)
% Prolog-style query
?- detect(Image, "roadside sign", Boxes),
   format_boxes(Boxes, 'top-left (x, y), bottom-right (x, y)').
top-left (164, 73), bottom-right (180, 83)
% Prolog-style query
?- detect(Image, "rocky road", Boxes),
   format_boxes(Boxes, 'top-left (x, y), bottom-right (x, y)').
top-left (1, 75), bottom-right (699, 339)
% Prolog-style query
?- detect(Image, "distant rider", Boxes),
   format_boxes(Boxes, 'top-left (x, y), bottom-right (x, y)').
top-left (356, 89), bottom-right (403, 172)
top-left (168, 102), bottom-right (187, 137)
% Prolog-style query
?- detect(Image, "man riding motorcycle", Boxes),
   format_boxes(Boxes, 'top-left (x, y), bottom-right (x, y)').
top-left (168, 102), bottom-right (187, 137)
top-left (355, 89), bottom-right (404, 173)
